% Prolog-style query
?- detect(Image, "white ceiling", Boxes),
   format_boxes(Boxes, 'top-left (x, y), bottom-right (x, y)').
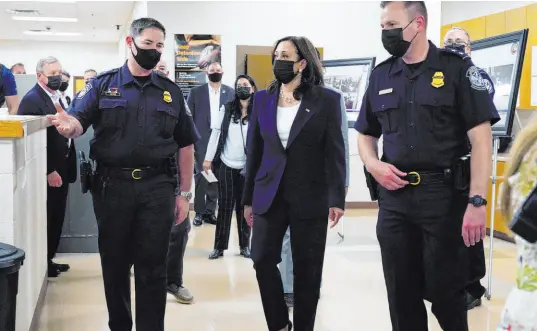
top-left (0, 1), bottom-right (134, 43)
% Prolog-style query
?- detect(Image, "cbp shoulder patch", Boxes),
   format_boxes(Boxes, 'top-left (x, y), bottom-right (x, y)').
top-left (76, 82), bottom-right (92, 99)
top-left (440, 47), bottom-right (469, 60)
top-left (466, 66), bottom-right (487, 91)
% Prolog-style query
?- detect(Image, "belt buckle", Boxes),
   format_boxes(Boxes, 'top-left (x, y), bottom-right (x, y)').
top-left (408, 171), bottom-right (421, 186)
top-left (131, 169), bottom-right (142, 180)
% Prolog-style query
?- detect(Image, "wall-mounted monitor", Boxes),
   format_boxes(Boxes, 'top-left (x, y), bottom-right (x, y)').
top-left (470, 29), bottom-right (529, 137)
top-left (322, 57), bottom-right (376, 128)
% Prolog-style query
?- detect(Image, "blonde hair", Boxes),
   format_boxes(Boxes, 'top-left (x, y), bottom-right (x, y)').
top-left (500, 117), bottom-right (537, 217)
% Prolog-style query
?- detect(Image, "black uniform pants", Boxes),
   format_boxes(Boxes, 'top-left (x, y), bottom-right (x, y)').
top-left (214, 163), bottom-right (250, 250)
top-left (92, 174), bottom-right (175, 331)
top-left (194, 162), bottom-right (218, 216)
top-left (167, 215), bottom-right (191, 287)
top-left (47, 184), bottom-right (69, 264)
top-left (251, 192), bottom-right (328, 331)
top-left (465, 241), bottom-right (486, 298)
top-left (377, 181), bottom-right (469, 331)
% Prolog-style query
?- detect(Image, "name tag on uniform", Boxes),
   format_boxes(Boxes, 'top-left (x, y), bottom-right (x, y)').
top-left (379, 88), bottom-right (393, 95)
top-left (104, 88), bottom-right (121, 97)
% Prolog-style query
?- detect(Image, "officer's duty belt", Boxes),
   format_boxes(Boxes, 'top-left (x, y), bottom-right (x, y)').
top-left (402, 169), bottom-right (452, 186)
top-left (98, 166), bottom-right (166, 180)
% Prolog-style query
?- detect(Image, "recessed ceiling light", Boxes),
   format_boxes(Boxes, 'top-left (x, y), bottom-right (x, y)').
top-left (13, 16), bottom-right (78, 23)
top-left (23, 30), bottom-right (81, 36)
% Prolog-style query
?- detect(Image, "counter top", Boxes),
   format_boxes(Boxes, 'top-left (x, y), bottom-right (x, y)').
top-left (0, 115), bottom-right (51, 138)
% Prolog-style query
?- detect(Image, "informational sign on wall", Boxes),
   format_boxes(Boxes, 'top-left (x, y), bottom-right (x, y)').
top-left (174, 34), bottom-right (222, 99)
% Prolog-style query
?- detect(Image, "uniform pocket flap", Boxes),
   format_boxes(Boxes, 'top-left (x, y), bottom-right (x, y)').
top-left (156, 107), bottom-right (178, 118)
top-left (99, 99), bottom-right (127, 109)
top-left (372, 96), bottom-right (399, 112)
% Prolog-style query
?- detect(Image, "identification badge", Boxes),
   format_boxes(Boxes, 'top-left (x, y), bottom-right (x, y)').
top-left (431, 72), bottom-right (445, 88)
top-left (163, 91), bottom-right (172, 103)
top-left (104, 87), bottom-right (121, 97)
top-left (378, 88), bottom-right (393, 95)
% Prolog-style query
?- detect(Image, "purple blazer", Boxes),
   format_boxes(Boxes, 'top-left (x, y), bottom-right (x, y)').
top-left (241, 86), bottom-right (346, 218)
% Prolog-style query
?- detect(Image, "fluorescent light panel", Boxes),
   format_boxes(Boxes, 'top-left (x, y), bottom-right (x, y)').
top-left (13, 16), bottom-right (78, 23)
top-left (23, 31), bottom-right (81, 36)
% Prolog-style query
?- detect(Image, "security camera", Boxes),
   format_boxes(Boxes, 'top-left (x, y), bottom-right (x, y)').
top-left (116, 25), bottom-right (120, 31)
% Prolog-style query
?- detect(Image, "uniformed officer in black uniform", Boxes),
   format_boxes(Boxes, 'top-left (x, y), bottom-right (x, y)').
top-left (443, 26), bottom-right (496, 310)
top-left (356, 2), bottom-right (500, 330)
top-left (47, 18), bottom-right (200, 331)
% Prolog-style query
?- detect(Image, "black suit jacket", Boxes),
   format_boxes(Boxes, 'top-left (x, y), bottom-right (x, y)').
top-left (242, 86), bottom-right (346, 218)
top-left (18, 84), bottom-right (77, 183)
top-left (187, 83), bottom-right (235, 168)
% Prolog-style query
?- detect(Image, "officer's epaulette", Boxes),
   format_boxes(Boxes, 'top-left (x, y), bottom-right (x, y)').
top-left (372, 56), bottom-right (396, 71)
top-left (95, 67), bottom-right (120, 79)
top-left (439, 47), bottom-right (470, 60)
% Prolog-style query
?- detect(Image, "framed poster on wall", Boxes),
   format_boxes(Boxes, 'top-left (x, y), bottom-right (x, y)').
top-left (322, 58), bottom-right (376, 128)
top-left (469, 29), bottom-right (529, 137)
top-left (174, 34), bottom-right (222, 98)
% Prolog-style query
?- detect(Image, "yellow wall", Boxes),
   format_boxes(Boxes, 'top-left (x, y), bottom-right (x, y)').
top-left (441, 4), bottom-right (537, 109)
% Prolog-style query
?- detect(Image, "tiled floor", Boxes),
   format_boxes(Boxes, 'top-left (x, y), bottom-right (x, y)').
top-left (38, 209), bottom-right (517, 330)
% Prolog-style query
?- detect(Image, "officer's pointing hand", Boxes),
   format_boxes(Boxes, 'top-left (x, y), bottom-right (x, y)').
top-left (367, 159), bottom-right (409, 191)
top-left (46, 102), bottom-right (74, 137)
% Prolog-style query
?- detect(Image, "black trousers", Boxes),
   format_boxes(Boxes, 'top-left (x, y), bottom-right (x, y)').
top-left (377, 181), bottom-right (469, 331)
top-left (92, 173), bottom-right (175, 331)
top-left (465, 240), bottom-right (486, 298)
top-left (47, 184), bottom-right (69, 264)
top-left (167, 215), bottom-right (191, 287)
top-left (251, 192), bottom-right (327, 331)
top-left (214, 163), bottom-right (250, 250)
top-left (194, 161), bottom-right (218, 216)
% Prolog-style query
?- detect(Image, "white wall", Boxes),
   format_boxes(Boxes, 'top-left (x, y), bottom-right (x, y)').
top-left (118, 1), bottom-right (148, 62)
top-left (441, 1), bottom-right (536, 25)
top-left (0, 40), bottom-right (121, 99)
top-left (148, 0), bottom-right (441, 203)
top-left (149, 1), bottom-right (441, 87)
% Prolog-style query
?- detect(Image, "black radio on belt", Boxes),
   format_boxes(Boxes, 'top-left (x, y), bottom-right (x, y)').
top-left (453, 154), bottom-right (471, 192)
top-left (509, 185), bottom-right (537, 243)
top-left (79, 150), bottom-right (94, 194)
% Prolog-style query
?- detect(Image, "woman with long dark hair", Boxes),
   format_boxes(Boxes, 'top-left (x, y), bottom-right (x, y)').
top-left (204, 74), bottom-right (257, 260)
top-left (242, 36), bottom-right (346, 331)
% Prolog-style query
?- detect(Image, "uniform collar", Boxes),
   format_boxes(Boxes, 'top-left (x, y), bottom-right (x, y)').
top-left (389, 41), bottom-right (442, 77)
top-left (119, 61), bottom-right (166, 90)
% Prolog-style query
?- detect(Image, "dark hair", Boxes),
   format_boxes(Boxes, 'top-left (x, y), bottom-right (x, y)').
top-left (230, 74), bottom-right (257, 124)
top-left (207, 62), bottom-right (222, 71)
top-left (267, 36), bottom-right (324, 100)
top-left (380, 1), bottom-right (428, 27)
top-left (130, 17), bottom-right (166, 38)
top-left (62, 70), bottom-right (71, 78)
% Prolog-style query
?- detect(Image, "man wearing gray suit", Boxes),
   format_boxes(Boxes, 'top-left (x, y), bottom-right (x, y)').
top-left (187, 62), bottom-right (234, 226)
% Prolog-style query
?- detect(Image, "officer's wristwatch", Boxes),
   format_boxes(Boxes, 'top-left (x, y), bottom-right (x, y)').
top-left (179, 191), bottom-right (193, 202)
top-left (469, 195), bottom-right (487, 207)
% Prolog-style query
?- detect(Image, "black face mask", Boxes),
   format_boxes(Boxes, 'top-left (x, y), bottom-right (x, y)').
top-left (46, 75), bottom-right (62, 91)
top-left (236, 86), bottom-right (252, 100)
top-left (59, 81), bottom-right (69, 92)
top-left (381, 19), bottom-right (418, 57)
top-left (131, 41), bottom-right (161, 70)
top-left (273, 60), bottom-right (298, 84)
top-left (444, 43), bottom-right (466, 53)
top-left (208, 72), bottom-right (223, 83)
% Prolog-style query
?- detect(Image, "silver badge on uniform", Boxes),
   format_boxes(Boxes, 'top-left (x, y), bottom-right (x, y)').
top-left (466, 66), bottom-right (487, 91)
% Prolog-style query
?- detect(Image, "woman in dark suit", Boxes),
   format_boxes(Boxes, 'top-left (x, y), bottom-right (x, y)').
top-left (242, 36), bottom-right (346, 331)
top-left (204, 74), bottom-right (257, 260)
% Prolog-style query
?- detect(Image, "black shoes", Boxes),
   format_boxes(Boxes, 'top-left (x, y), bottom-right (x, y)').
top-left (209, 249), bottom-right (224, 260)
top-left (466, 292), bottom-right (482, 310)
top-left (48, 262), bottom-right (70, 278)
top-left (193, 213), bottom-right (217, 226)
top-left (240, 247), bottom-right (251, 258)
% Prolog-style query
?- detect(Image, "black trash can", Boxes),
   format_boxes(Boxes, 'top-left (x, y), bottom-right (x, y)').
top-left (0, 243), bottom-right (26, 331)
